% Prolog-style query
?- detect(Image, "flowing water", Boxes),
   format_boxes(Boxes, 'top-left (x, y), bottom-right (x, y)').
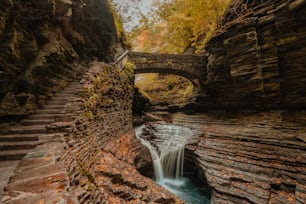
top-left (135, 123), bottom-right (211, 204)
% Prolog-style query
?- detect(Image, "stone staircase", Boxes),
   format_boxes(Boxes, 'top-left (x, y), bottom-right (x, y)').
top-left (0, 81), bottom-right (81, 199)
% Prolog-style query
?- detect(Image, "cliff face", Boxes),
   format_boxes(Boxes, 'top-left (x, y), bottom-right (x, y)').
top-left (63, 63), bottom-right (181, 203)
top-left (0, 1), bottom-right (182, 203)
top-left (184, 1), bottom-right (306, 203)
top-left (0, 0), bottom-right (121, 116)
top-left (174, 111), bottom-right (306, 204)
top-left (2, 62), bottom-right (182, 203)
top-left (204, 0), bottom-right (306, 109)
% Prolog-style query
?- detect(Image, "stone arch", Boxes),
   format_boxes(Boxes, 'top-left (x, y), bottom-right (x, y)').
top-left (134, 68), bottom-right (201, 92)
top-left (129, 52), bottom-right (207, 93)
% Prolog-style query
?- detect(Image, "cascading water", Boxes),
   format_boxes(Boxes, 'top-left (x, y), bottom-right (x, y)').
top-left (135, 123), bottom-right (211, 204)
top-left (135, 124), bottom-right (191, 181)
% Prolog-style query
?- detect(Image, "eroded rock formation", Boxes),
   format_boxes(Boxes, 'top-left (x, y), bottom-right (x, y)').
top-left (174, 111), bottom-right (306, 204)
top-left (178, 1), bottom-right (306, 203)
top-left (62, 63), bottom-right (182, 203)
top-left (203, 0), bottom-right (306, 109)
top-left (1, 62), bottom-right (182, 203)
top-left (1, 0), bottom-right (306, 203)
top-left (0, 0), bottom-right (122, 116)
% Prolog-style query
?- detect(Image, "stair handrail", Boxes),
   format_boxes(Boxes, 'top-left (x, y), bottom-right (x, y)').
top-left (113, 50), bottom-right (129, 70)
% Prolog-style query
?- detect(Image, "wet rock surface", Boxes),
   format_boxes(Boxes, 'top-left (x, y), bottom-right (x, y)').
top-left (61, 63), bottom-right (182, 203)
top-left (1, 0), bottom-right (306, 203)
top-left (0, 81), bottom-right (81, 201)
top-left (182, 1), bottom-right (306, 202)
top-left (1, 139), bottom-right (77, 204)
top-left (100, 133), bottom-right (182, 204)
top-left (1, 62), bottom-right (183, 203)
top-left (173, 111), bottom-right (306, 204)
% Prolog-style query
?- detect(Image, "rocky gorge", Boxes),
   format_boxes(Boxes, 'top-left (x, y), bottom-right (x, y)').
top-left (203, 0), bottom-right (306, 109)
top-left (0, 0), bottom-right (305, 204)
top-left (0, 0), bottom-right (123, 116)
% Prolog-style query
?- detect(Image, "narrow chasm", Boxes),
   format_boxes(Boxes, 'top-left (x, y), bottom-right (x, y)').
top-left (134, 123), bottom-right (211, 204)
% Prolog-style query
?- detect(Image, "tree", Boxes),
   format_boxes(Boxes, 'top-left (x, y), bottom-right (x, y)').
top-left (128, 0), bottom-right (231, 53)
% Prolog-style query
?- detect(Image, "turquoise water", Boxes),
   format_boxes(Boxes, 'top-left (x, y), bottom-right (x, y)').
top-left (135, 124), bottom-right (211, 204)
top-left (158, 177), bottom-right (211, 204)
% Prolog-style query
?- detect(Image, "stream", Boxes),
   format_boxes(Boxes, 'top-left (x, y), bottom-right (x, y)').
top-left (135, 123), bottom-right (211, 204)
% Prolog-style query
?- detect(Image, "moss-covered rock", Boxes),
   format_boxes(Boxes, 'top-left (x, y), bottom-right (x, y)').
top-left (0, 0), bottom-right (123, 117)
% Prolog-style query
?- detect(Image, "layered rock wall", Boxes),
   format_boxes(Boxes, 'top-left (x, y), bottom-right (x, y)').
top-left (63, 63), bottom-right (181, 203)
top-left (174, 112), bottom-right (306, 204)
top-left (62, 62), bottom-right (133, 202)
top-left (0, 0), bottom-right (121, 116)
top-left (204, 0), bottom-right (306, 108)
top-left (185, 1), bottom-right (306, 203)
top-left (1, 62), bottom-right (181, 203)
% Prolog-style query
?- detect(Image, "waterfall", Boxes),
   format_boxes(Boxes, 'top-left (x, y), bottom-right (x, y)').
top-left (138, 136), bottom-right (164, 181)
top-left (135, 123), bottom-right (211, 204)
top-left (135, 124), bottom-right (192, 182)
top-left (159, 143), bottom-right (185, 179)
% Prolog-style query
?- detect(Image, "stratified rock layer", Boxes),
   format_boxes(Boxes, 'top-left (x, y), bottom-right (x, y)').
top-left (174, 111), bottom-right (306, 204)
top-left (62, 63), bottom-right (182, 203)
top-left (189, 1), bottom-right (306, 203)
top-left (1, 62), bottom-right (183, 203)
top-left (0, 0), bottom-right (121, 116)
top-left (204, 0), bottom-right (306, 108)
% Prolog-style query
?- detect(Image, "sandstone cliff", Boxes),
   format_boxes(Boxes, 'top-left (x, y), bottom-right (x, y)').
top-left (0, 0), bottom-right (122, 116)
top-left (1, 62), bottom-right (182, 203)
top-left (181, 1), bottom-right (306, 203)
top-left (61, 63), bottom-right (181, 203)
top-left (2, 0), bottom-right (306, 203)
top-left (204, 0), bottom-right (306, 109)
top-left (174, 111), bottom-right (306, 204)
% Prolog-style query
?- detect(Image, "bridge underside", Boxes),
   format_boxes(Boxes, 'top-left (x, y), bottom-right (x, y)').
top-left (129, 51), bottom-right (207, 94)
top-left (135, 68), bottom-right (201, 91)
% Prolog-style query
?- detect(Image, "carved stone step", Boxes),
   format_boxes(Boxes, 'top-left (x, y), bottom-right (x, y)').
top-left (0, 160), bottom-right (19, 198)
top-left (60, 90), bottom-right (80, 94)
top-left (0, 149), bottom-right (31, 161)
top-left (46, 100), bottom-right (69, 105)
top-left (0, 134), bottom-right (40, 142)
top-left (1, 125), bottom-right (47, 135)
top-left (21, 119), bottom-right (55, 126)
top-left (27, 113), bottom-right (72, 120)
top-left (0, 141), bottom-right (40, 151)
top-left (52, 93), bottom-right (76, 98)
top-left (41, 105), bottom-right (64, 110)
top-left (35, 109), bottom-right (65, 114)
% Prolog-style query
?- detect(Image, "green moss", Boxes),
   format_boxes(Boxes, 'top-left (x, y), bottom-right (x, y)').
top-left (135, 74), bottom-right (193, 104)
top-left (82, 63), bottom-right (134, 120)
top-left (122, 61), bottom-right (135, 81)
top-left (86, 173), bottom-right (95, 183)
top-left (107, 0), bottom-right (125, 39)
top-left (84, 111), bottom-right (95, 120)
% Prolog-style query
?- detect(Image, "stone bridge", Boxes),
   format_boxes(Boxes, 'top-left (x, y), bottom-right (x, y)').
top-left (127, 52), bottom-right (207, 91)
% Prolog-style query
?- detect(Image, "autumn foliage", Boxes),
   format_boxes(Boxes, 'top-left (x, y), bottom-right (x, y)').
top-left (128, 0), bottom-right (231, 53)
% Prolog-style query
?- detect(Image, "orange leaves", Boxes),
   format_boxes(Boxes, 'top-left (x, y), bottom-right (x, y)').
top-left (128, 0), bottom-right (231, 53)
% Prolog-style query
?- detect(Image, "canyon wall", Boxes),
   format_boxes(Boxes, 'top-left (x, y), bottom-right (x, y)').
top-left (0, 0), bottom-right (122, 116)
top-left (184, 1), bottom-right (306, 203)
top-left (63, 63), bottom-right (181, 203)
top-left (0, 1), bottom-right (182, 203)
top-left (2, 62), bottom-right (182, 203)
top-left (174, 112), bottom-right (306, 204)
top-left (204, 0), bottom-right (306, 109)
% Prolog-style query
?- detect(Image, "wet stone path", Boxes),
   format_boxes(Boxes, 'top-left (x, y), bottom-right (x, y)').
top-left (0, 81), bottom-right (81, 203)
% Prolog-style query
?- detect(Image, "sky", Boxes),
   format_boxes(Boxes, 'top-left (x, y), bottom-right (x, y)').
top-left (112, 0), bottom-right (155, 31)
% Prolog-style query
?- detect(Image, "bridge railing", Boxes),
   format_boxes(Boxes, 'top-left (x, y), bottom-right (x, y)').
top-left (113, 50), bottom-right (129, 70)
